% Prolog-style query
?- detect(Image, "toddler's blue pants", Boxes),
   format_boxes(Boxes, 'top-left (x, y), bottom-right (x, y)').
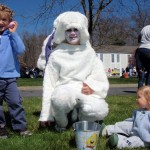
top-left (0, 78), bottom-right (27, 130)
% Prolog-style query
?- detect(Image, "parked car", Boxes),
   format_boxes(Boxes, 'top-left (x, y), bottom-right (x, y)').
top-left (20, 66), bottom-right (28, 78)
top-left (33, 67), bottom-right (44, 78)
top-left (20, 66), bottom-right (43, 78)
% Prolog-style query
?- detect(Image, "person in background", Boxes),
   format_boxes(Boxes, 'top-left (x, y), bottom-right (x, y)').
top-left (101, 86), bottom-right (150, 149)
top-left (0, 4), bottom-right (32, 139)
top-left (122, 68), bottom-right (125, 76)
top-left (125, 66), bottom-right (129, 75)
top-left (135, 33), bottom-right (145, 88)
top-left (128, 63), bottom-right (133, 77)
top-left (135, 25), bottom-right (150, 86)
top-left (133, 66), bottom-right (137, 76)
top-left (108, 68), bottom-right (112, 77)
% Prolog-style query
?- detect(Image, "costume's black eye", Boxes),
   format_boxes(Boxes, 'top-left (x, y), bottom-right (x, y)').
top-left (66, 28), bottom-right (78, 32)
top-left (74, 28), bottom-right (78, 32)
top-left (66, 29), bottom-right (72, 32)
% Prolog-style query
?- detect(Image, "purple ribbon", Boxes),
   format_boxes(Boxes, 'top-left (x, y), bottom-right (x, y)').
top-left (45, 28), bottom-right (56, 63)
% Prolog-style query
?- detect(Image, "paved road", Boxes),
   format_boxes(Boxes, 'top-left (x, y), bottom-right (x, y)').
top-left (19, 84), bottom-right (138, 97)
top-left (19, 86), bottom-right (42, 97)
top-left (108, 87), bottom-right (137, 96)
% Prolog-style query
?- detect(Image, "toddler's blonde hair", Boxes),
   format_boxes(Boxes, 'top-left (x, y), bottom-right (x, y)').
top-left (137, 86), bottom-right (150, 102)
top-left (0, 4), bottom-right (14, 21)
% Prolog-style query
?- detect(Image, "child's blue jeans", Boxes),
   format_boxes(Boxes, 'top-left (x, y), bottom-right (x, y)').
top-left (0, 78), bottom-right (27, 130)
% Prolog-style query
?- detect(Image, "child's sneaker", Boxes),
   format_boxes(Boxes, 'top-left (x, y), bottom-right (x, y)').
top-left (20, 130), bottom-right (32, 137)
top-left (106, 133), bottom-right (118, 149)
top-left (0, 127), bottom-right (8, 139)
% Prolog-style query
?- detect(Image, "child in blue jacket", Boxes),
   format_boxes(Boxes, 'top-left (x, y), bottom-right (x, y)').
top-left (0, 4), bottom-right (32, 138)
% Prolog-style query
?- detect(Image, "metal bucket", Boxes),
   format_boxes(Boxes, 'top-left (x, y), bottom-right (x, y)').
top-left (72, 121), bottom-right (101, 150)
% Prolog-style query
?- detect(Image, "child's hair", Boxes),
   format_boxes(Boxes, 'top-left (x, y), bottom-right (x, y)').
top-left (0, 4), bottom-right (14, 21)
top-left (137, 86), bottom-right (150, 102)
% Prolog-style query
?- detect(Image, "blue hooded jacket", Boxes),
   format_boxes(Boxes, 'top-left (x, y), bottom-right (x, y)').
top-left (131, 109), bottom-right (150, 143)
top-left (0, 29), bottom-right (25, 78)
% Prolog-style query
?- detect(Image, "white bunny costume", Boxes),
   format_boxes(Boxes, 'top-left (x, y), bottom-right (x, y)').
top-left (38, 11), bottom-right (109, 128)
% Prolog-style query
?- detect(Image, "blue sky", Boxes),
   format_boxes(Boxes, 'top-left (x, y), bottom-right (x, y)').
top-left (0, 0), bottom-right (123, 34)
top-left (1, 0), bottom-right (147, 35)
top-left (1, 0), bottom-right (81, 34)
top-left (1, 0), bottom-right (45, 34)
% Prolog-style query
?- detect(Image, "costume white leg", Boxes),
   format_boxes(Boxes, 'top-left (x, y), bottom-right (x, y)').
top-left (77, 94), bottom-right (109, 121)
top-left (106, 120), bottom-right (133, 136)
top-left (117, 134), bottom-right (146, 149)
top-left (51, 85), bottom-right (77, 127)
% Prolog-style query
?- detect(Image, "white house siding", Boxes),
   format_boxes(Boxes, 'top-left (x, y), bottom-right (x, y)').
top-left (96, 53), bottom-right (133, 76)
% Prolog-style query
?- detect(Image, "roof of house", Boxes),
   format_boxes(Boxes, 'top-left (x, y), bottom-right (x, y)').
top-left (94, 45), bottom-right (138, 54)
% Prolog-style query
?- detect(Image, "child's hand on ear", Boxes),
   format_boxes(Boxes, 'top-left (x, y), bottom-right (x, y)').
top-left (8, 21), bottom-right (18, 33)
top-left (81, 82), bottom-right (94, 95)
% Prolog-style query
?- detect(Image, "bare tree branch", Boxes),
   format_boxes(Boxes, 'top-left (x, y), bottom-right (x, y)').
top-left (80, 0), bottom-right (88, 16)
top-left (92, 0), bottom-right (113, 30)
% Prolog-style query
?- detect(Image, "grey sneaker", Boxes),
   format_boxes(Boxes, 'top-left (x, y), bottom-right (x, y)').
top-left (0, 127), bottom-right (8, 139)
top-left (20, 130), bottom-right (32, 137)
top-left (106, 133), bottom-right (118, 149)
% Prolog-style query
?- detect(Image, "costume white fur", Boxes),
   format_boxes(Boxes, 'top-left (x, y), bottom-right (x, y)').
top-left (37, 34), bottom-right (51, 70)
top-left (38, 11), bottom-right (109, 128)
top-left (37, 11), bottom-right (89, 70)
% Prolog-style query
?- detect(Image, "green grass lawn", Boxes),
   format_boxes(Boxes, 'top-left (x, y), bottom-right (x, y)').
top-left (108, 77), bottom-right (138, 84)
top-left (17, 77), bottom-right (138, 87)
top-left (1, 95), bottom-right (149, 150)
top-left (17, 78), bottom-right (43, 86)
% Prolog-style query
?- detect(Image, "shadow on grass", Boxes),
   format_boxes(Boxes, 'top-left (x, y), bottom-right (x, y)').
top-left (4, 111), bottom-right (13, 129)
top-left (32, 111), bottom-right (40, 117)
top-left (69, 135), bottom-right (76, 148)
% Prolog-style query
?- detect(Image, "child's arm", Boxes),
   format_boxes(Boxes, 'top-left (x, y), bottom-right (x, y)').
top-left (9, 21), bottom-right (25, 55)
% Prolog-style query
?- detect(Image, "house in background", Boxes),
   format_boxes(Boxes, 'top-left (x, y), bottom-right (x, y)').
top-left (95, 45), bottom-right (138, 77)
